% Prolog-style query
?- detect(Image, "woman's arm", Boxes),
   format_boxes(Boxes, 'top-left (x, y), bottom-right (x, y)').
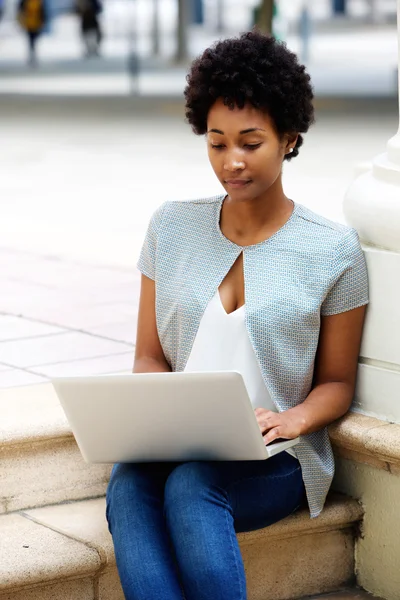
top-left (288, 303), bottom-right (367, 433)
top-left (256, 304), bottom-right (367, 443)
top-left (133, 274), bottom-right (171, 374)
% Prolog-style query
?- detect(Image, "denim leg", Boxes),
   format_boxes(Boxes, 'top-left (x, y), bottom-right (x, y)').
top-left (164, 462), bottom-right (246, 600)
top-left (229, 453), bottom-right (306, 533)
top-left (106, 462), bottom-right (185, 600)
top-left (163, 454), bottom-right (305, 600)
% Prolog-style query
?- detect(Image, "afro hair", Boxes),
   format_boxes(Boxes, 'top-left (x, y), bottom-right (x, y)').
top-left (184, 30), bottom-right (315, 160)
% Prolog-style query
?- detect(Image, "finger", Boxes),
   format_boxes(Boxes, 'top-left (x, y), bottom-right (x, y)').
top-left (263, 426), bottom-right (284, 445)
top-left (260, 414), bottom-right (281, 432)
top-left (256, 410), bottom-right (276, 422)
top-left (254, 409), bottom-right (272, 422)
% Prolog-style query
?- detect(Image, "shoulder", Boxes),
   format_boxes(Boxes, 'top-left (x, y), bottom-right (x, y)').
top-left (162, 194), bottom-right (223, 214)
top-left (156, 194), bottom-right (223, 227)
top-left (294, 203), bottom-right (361, 253)
top-left (295, 203), bottom-right (352, 236)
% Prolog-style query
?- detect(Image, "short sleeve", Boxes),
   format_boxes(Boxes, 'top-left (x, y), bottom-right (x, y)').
top-left (321, 228), bottom-right (369, 316)
top-left (136, 203), bottom-right (166, 280)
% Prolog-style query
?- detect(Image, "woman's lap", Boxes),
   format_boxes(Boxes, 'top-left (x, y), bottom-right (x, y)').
top-left (106, 455), bottom-right (306, 599)
top-left (215, 453), bottom-right (305, 531)
top-left (107, 452), bottom-right (306, 533)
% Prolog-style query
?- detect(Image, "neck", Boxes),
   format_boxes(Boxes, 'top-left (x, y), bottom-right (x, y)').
top-left (220, 177), bottom-right (293, 245)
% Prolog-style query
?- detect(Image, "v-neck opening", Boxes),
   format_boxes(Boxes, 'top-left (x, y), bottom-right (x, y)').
top-left (216, 290), bottom-right (245, 317)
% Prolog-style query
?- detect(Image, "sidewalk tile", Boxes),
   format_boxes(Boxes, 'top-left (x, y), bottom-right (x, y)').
top-left (8, 302), bottom-right (138, 330)
top-left (83, 321), bottom-right (137, 344)
top-left (0, 315), bottom-right (65, 341)
top-left (0, 271), bottom-right (139, 316)
top-left (0, 288), bottom-right (63, 315)
top-left (7, 258), bottom-right (138, 289)
top-left (59, 283), bottom-right (140, 307)
top-left (0, 369), bottom-right (47, 389)
top-left (32, 352), bottom-right (133, 378)
top-left (0, 332), bottom-right (133, 369)
top-left (0, 279), bottom-right (58, 297)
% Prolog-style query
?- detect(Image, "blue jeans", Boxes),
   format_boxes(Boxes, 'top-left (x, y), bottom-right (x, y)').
top-left (106, 452), bottom-right (306, 600)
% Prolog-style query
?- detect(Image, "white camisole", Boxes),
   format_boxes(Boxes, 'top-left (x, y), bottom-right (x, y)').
top-left (184, 291), bottom-right (297, 459)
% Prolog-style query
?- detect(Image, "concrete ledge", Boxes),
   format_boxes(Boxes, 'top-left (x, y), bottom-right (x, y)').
top-left (239, 493), bottom-right (362, 600)
top-left (0, 501), bottom-right (119, 600)
top-left (0, 384), bottom-right (72, 447)
top-left (0, 513), bottom-right (101, 593)
top-left (0, 494), bottom-right (362, 600)
top-left (329, 413), bottom-right (400, 474)
top-left (0, 384), bottom-right (111, 513)
top-left (238, 493), bottom-right (363, 544)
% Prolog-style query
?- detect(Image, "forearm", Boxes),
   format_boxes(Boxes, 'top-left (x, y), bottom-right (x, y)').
top-left (286, 381), bottom-right (353, 436)
top-left (133, 356), bottom-right (171, 374)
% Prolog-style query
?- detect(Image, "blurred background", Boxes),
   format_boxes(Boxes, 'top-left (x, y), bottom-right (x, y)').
top-left (0, 1), bottom-right (399, 386)
top-left (0, 0), bottom-right (399, 264)
top-left (0, 0), bottom-right (398, 95)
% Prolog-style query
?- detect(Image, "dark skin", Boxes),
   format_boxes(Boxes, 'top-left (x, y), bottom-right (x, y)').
top-left (134, 98), bottom-right (367, 444)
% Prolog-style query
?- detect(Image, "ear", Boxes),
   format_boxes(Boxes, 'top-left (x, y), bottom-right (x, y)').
top-left (285, 133), bottom-right (298, 151)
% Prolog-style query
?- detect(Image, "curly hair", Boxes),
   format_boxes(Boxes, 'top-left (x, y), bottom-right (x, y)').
top-left (184, 30), bottom-right (315, 160)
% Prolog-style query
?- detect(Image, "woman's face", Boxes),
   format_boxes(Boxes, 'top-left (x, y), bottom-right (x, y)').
top-left (206, 98), bottom-right (296, 202)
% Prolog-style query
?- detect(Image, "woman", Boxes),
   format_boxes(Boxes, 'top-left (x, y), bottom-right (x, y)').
top-left (106, 30), bottom-right (369, 600)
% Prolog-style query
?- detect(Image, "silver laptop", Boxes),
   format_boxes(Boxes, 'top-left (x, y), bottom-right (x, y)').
top-left (51, 371), bottom-right (300, 463)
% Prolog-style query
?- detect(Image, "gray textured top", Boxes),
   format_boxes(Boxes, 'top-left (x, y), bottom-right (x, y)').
top-left (137, 194), bottom-right (369, 518)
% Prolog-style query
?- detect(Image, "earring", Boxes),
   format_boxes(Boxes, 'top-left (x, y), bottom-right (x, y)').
top-left (288, 148), bottom-right (294, 154)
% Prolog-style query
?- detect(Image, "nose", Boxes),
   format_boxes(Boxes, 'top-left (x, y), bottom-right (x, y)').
top-left (224, 155), bottom-right (246, 172)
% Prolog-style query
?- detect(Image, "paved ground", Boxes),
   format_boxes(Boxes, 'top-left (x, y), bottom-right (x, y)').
top-left (0, 250), bottom-right (138, 387)
top-left (0, 94), bottom-right (398, 389)
top-left (0, 0), bottom-right (399, 389)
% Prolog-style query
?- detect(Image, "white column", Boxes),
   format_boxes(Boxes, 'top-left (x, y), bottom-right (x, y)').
top-left (343, 0), bottom-right (400, 251)
top-left (387, 0), bottom-right (400, 166)
top-left (342, 0), bottom-right (400, 424)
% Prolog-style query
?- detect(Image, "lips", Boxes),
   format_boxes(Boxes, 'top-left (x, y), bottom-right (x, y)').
top-left (225, 180), bottom-right (251, 188)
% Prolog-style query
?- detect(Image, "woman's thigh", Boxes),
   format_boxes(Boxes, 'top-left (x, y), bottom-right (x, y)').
top-left (171, 452), bottom-right (306, 533)
top-left (106, 461), bottom-right (181, 525)
top-left (106, 454), bottom-right (305, 533)
top-left (228, 453), bottom-right (306, 532)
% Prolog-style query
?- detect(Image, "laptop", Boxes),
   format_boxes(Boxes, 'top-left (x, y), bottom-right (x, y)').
top-left (51, 371), bottom-right (300, 463)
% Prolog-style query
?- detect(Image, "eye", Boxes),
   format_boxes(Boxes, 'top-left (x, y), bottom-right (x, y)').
top-left (211, 144), bottom-right (225, 149)
top-left (245, 143), bottom-right (262, 150)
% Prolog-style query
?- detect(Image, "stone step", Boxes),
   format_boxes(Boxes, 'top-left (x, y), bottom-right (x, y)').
top-left (0, 384), bottom-right (111, 513)
top-left (0, 493), bottom-right (363, 600)
top-left (301, 592), bottom-right (383, 599)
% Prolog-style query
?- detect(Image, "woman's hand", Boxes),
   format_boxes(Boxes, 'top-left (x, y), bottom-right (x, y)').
top-left (254, 408), bottom-right (305, 445)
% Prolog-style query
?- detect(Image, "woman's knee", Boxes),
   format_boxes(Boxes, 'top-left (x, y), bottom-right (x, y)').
top-left (106, 464), bottom-right (135, 524)
top-left (164, 461), bottom-right (229, 519)
top-left (107, 462), bottom-right (174, 513)
top-left (106, 463), bottom-right (157, 524)
top-left (107, 463), bottom-right (136, 501)
top-left (165, 462), bottom-right (209, 503)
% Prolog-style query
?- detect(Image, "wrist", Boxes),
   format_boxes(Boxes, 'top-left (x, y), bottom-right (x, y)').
top-left (286, 406), bottom-right (309, 436)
